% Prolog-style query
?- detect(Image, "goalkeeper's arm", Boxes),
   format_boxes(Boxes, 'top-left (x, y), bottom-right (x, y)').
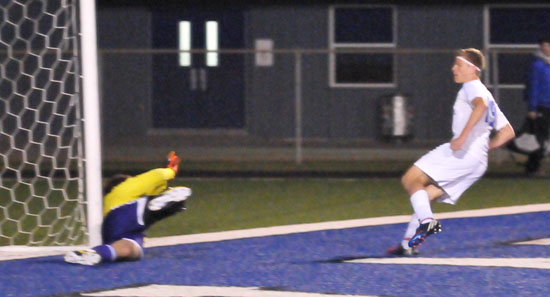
top-left (166, 151), bottom-right (181, 175)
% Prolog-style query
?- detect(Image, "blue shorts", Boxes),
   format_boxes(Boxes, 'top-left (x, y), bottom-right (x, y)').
top-left (102, 199), bottom-right (146, 247)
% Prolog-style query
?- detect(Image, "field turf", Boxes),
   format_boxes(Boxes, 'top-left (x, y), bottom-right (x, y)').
top-left (1, 159), bottom-right (547, 244)
top-left (148, 176), bottom-right (550, 237)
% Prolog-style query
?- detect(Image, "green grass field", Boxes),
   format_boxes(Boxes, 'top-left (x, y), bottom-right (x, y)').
top-left (1, 158), bottom-right (548, 245)
top-left (0, 180), bottom-right (85, 246)
top-left (147, 176), bottom-right (550, 237)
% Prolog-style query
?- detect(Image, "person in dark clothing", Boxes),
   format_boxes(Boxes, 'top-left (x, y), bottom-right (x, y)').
top-left (525, 37), bottom-right (550, 175)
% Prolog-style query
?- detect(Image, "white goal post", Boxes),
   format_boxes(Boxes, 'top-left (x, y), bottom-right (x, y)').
top-left (0, 0), bottom-right (102, 248)
top-left (80, 0), bottom-right (102, 247)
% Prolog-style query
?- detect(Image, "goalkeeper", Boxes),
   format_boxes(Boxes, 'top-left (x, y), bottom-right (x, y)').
top-left (64, 152), bottom-right (190, 265)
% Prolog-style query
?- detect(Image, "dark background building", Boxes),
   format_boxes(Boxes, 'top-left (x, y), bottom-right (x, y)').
top-left (94, 1), bottom-right (550, 156)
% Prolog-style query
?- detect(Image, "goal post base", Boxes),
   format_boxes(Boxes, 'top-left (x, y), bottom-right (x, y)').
top-left (0, 245), bottom-right (88, 261)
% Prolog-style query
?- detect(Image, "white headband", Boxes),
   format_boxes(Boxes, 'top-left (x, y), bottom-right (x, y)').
top-left (457, 56), bottom-right (481, 72)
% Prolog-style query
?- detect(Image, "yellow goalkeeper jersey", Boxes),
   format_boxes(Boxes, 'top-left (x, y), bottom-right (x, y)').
top-left (103, 168), bottom-right (175, 216)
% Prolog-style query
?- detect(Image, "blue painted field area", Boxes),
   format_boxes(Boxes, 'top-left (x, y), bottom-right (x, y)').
top-left (1, 211), bottom-right (549, 297)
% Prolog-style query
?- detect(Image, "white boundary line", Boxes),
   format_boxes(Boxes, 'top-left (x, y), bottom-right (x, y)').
top-left (513, 238), bottom-right (550, 245)
top-left (82, 285), bottom-right (379, 297)
top-left (0, 246), bottom-right (87, 261)
top-left (1, 203), bottom-right (549, 261)
top-left (144, 203), bottom-right (550, 248)
top-left (346, 257), bottom-right (550, 270)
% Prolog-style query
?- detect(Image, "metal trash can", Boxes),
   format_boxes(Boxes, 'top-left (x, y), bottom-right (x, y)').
top-left (380, 94), bottom-right (413, 142)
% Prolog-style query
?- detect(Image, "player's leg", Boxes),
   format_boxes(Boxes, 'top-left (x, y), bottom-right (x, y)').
top-left (112, 239), bottom-right (142, 259)
top-left (63, 248), bottom-right (102, 265)
top-left (526, 109), bottom-right (550, 175)
top-left (64, 237), bottom-right (143, 265)
top-left (528, 108), bottom-right (550, 175)
top-left (526, 147), bottom-right (544, 175)
top-left (143, 187), bottom-right (191, 226)
top-left (388, 168), bottom-right (444, 255)
top-left (98, 235), bottom-right (143, 262)
top-left (388, 184), bottom-right (445, 255)
top-left (65, 201), bottom-right (146, 265)
top-left (425, 184), bottom-right (445, 201)
top-left (401, 166), bottom-right (443, 248)
top-left (401, 166), bottom-right (435, 223)
top-left (387, 213), bottom-right (420, 256)
top-left (541, 110), bottom-right (550, 172)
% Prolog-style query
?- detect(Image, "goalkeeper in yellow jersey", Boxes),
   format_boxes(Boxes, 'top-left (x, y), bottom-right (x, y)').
top-left (64, 152), bottom-right (191, 265)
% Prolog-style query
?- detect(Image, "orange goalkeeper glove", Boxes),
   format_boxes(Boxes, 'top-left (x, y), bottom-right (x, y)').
top-left (166, 151), bottom-right (181, 175)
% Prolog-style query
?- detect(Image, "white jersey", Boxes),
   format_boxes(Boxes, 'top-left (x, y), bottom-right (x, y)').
top-left (452, 79), bottom-right (509, 163)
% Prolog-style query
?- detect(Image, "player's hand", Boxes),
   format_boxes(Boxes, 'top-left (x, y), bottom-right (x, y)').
top-left (450, 136), bottom-right (465, 151)
top-left (527, 111), bottom-right (537, 120)
top-left (166, 151), bottom-right (181, 174)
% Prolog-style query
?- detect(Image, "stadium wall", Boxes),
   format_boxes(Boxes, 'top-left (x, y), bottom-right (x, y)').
top-left (95, 3), bottom-right (527, 145)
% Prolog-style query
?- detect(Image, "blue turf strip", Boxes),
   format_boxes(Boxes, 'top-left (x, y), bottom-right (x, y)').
top-left (1, 211), bottom-right (549, 297)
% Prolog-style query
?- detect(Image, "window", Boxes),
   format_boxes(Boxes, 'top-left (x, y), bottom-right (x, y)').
top-left (490, 7), bottom-right (550, 45)
top-left (329, 5), bottom-right (396, 87)
top-left (486, 5), bottom-right (550, 87)
top-left (334, 8), bottom-right (393, 44)
top-left (177, 20), bottom-right (219, 67)
top-left (206, 21), bottom-right (218, 67)
top-left (178, 21), bottom-right (191, 67)
top-left (335, 54), bottom-right (392, 83)
top-left (493, 54), bottom-right (532, 85)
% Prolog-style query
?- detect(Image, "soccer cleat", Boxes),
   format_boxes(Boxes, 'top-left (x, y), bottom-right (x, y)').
top-left (64, 249), bottom-right (101, 266)
top-left (147, 187), bottom-right (191, 211)
top-left (408, 219), bottom-right (442, 248)
top-left (386, 245), bottom-right (419, 256)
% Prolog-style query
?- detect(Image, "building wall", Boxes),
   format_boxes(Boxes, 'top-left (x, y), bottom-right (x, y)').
top-left (397, 5), bottom-right (483, 140)
top-left (96, 4), bottom-right (527, 143)
top-left (97, 6), bottom-right (152, 139)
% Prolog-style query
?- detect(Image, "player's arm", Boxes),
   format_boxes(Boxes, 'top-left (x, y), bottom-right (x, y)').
top-left (109, 152), bottom-right (179, 198)
top-left (450, 97), bottom-right (487, 150)
top-left (489, 123), bottom-right (515, 150)
top-left (136, 151), bottom-right (180, 194)
top-left (134, 168), bottom-right (176, 195)
top-left (102, 152), bottom-right (181, 216)
top-left (110, 168), bottom-right (175, 197)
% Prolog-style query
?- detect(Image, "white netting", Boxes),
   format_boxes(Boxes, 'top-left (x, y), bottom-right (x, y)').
top-left (0, 0), bottom-right (87, 246)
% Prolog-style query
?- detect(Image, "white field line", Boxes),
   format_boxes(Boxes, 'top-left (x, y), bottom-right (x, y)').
top-left (144, 203), bottom-right (550, 247)
top-left (0, 203), bottom-right (549, 261)
top-left (513, 238), bottom-right (550, 245)
top-left (346, 257), bottom-right (550, 270)
top-left (0, 246), bottom-right (87, 261)
top-left (82, 285), bottom-right (378, 297)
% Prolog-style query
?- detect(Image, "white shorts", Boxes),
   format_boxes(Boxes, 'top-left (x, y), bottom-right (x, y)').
top-left (414, 143), bottom-right (487, 205)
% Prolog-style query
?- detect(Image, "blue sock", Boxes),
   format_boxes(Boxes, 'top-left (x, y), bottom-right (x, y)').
top-left (92, 244), bottom-right (117, 262)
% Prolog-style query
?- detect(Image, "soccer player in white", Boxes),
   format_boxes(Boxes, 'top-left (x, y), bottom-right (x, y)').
top-left (387, 48), bottom-right (516, 256)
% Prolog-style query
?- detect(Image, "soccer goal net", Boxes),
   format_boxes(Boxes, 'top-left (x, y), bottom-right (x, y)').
top-left (0, 0), bottom-right (102, 248)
